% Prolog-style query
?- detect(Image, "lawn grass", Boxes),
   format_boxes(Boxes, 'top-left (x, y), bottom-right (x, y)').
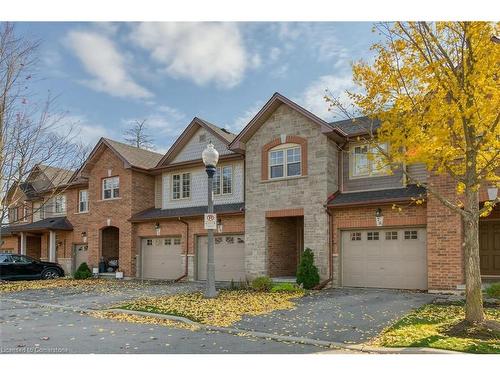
top-left (375, 303), bottom-right (500, 353)
top-left (117, 289), bottom-right (304, 327)
top-left (0, 278), bottom-right (133, 294)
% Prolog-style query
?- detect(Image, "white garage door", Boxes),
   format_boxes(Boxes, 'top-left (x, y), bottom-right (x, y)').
top-left (342, 228), bottom-right (427, 290)
top-left (197, 234), bottom-right (245, 281)
top-left (141, 237), bottom-right (183, 280)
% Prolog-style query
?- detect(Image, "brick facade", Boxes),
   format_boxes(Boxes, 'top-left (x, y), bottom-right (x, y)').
top-left (426, 173), bottom-right (464, 290)
top-left (267, 217), bottom-right (301, 277)
top-left (134, 214), bottom-right (244, 279)
top-left (330, 203), bottom-right (427, 286)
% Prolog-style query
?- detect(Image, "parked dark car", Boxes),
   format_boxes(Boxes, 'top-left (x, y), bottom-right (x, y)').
top-left (0, 253), bottom-right (65, 280)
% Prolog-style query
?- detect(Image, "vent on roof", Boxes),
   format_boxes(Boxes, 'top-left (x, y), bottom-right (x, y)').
top-left (199, 134), bottom-right (207, 143)
top-left (220, 128), bottom-right (230, 134)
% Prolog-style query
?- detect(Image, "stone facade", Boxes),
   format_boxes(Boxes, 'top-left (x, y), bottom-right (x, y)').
top-left (244, 103), bottom-right (338, 280)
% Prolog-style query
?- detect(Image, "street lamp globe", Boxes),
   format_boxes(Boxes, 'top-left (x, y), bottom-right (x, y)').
top-left (202, 141), bottom-right (219, 167)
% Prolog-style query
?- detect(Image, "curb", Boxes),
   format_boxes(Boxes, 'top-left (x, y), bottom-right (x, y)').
top-left (1, 298), bottom-right (461, 354)
top-left (107, 308), bottom-right (459, 354)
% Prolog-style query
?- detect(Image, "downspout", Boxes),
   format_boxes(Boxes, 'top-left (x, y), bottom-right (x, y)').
top-left (174, 217), bottom-right (189, 282)
top-left (314, 207), bottom-right (334, 290)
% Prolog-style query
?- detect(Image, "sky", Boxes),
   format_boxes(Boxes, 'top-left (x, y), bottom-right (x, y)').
top-left (16, 22), bottom-right (379, 153)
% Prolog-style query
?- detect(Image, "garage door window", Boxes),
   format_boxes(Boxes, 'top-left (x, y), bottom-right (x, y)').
top-left (174, 238), bottom-right (181, 245)
top-left (350, 232), bottom-right (361, 241)
top-left (367, 232), bottom-right (379, 240)
top-left (146, 239), bottom-right (153, 246)
top-left (385, 231), bottom-right (398, 240)
top-left (226, 236), bottom-right (234, 244)
top-left (215, 237), bottom-right (222, 244)
top-left (404, 230), bottom-right (418, 240)
top-left (164, 238), bottom-right (171, 245)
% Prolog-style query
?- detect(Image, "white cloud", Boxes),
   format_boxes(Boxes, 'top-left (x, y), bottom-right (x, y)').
top-left (229, 100), bottom-right (264, 133)
top-left (55, 115), bottom-right (112, 147)
top-left (129, 23), bottom-right (249, 88)
top-left (269, 47), bottom-right (281, 62)
top-left (276, 23), bottom-right (350, 66)
top-left (65, 30), bottom-right (152, 99)
top-left (297, 74), bottom-right (358, 121)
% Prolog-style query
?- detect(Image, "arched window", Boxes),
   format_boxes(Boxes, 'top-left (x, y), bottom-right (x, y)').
top-left (269, 143), bottom-right (302, 179)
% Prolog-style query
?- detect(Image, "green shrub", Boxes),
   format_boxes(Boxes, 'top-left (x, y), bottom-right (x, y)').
top-left (228, 279), bottom-right (250, 291)
top-left (296, 248), bottom-right (320, 289)
top-left (485, 283), bottom-right (500, 299)
top-left (74, 262), bottom-right (92, 280)
top-left (251, 276), bottom-right (273, 292)
top-left (271, 283), bottom-right (301, 293)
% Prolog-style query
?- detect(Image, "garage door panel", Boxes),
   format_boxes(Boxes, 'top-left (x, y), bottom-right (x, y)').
top-left (141, 238), bottom-right (183, 280)
top-left (197, 234), bottom-right (245, 282)
top-left (342, 228), bottom-right (427, 290)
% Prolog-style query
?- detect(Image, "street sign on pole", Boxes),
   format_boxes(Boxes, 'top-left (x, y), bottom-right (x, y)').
top-left (204, 213), bottom-right (217, 230)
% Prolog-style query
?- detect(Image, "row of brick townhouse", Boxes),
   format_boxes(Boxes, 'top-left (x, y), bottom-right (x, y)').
top-left (1, 92), bottom-right (499, 290)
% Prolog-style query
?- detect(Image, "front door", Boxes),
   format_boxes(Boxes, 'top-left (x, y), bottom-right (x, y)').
top-left (479, 221), bottom-right (500, 276)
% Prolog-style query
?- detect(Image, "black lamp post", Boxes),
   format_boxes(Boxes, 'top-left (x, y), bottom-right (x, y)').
top-left (202, 141), bottom-right (219, 298)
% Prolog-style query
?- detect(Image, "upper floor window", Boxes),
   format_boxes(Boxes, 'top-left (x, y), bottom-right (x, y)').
top-left (33, 201), bottom-right (44, 221)
top-left (9, 207), bottom-right (18, 223)
top-left (172, 173), bottom-right (190, 200)
top-left (213, 166), bottom-right (232, 195)
top-left (103, 177), bottom-right (119, 200)
top-left (350, 143), bottom-right (389, 178)
top-left (54, 195), bottom-right (66, 214)
top-left (269, 145), bottom-right (301, 179)
top-left (78, 189), bottom-right (89, 212)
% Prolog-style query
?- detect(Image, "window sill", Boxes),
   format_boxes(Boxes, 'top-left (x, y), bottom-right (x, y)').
top-left (98, 197), bottom-right (122, 202)
top-left (74, 211), bottom-right (89, 215)
top-left (261, 175), bottom-right (307, 183)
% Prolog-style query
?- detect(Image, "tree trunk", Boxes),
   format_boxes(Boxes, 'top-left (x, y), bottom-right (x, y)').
top-left (463, 189), bottom-right (484, 323)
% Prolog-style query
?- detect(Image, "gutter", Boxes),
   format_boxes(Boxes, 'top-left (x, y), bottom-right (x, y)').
top-left (174, 217), bottom-right (190, 282)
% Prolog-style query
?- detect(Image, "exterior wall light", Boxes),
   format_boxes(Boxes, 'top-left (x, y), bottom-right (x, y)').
top-left (487, 185), bottom-right (498, 201)
top-left (154, 222), bottom-right (161, 236)
top-left (375, 208), bottom-right (384, 227)
top-left (81, 231), bottom-right (87, 243)
top-left (217, 218), bottom-right (223, 233)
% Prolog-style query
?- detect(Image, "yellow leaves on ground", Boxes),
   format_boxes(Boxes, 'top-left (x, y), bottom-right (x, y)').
top-left (374, 303), bottom-right (500, 353)
top-left (0, 278), bottom-right (120, 294)
top-left (120, 290), bottom-right (304, 327)
top-left (89, 311), bottom-right (198, 331)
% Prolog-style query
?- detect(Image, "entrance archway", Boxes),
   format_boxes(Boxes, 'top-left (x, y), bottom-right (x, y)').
top-left (101, 226), bottom-right (119, 272)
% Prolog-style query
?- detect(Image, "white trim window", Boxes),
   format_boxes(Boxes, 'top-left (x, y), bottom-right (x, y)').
top-left (103, 177), bottom-right (119, 200)
top-left (54, 195), bottom-right (66, 214)
top-left (78, 189), bottom-right (89, 213)
top-left (351, 143), bottom-right (389, 178)
top-left (172, 173), bottom-right (190, 200)
top-left (269, 145), bottom-right (301, 179)
top-left (213, 166), bottom-right (233, 195)
top-left (22, 204), bottom-right (28, 222)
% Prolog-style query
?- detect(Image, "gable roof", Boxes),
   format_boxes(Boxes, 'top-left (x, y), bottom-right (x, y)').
top-left (69, 138), bottom-right (163, 182)
top-left (156, 117), bottom-right (237, 167)
top-left (37, 164), bottom-right (74, 187)
top-left (229, 92), bottom-right (346, 152)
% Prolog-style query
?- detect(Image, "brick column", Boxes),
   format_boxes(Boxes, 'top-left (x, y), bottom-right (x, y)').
top-left (426, 173), bottom-right (464, 290)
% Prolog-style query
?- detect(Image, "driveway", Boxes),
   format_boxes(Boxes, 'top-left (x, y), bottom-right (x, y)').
top-left (233, 287), bottom-right (435, 344)
top-left (0, 281), bottom-right (436, 352)
top-left (0, 298), bottom-right (327, 354)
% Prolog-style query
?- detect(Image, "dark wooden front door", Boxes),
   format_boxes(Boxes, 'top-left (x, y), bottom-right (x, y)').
top-left (479, 221), bottom-right (500, 275)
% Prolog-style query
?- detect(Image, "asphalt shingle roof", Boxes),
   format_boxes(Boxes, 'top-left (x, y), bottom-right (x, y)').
top-left (6, 217), bottom-right (73, 232)
top-left (329, 116), bottom-right (381, 136)
top-left (38, 165), bottom-right (74, 186)
top-left (196, 118), bottom-right (237, 143)
top-left (130, 203), bottom-right (245, 222)
top-left (328, 185), bottom-right (426, 207)
top-left (104, 138), bottom-right (164, 169)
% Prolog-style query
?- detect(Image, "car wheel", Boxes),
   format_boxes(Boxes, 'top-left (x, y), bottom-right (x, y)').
top-left (41, 268), bottom-right (60, 279)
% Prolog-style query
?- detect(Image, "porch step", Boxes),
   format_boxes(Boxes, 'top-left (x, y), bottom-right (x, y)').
top-left (271, 276), bottom-right (297, 284)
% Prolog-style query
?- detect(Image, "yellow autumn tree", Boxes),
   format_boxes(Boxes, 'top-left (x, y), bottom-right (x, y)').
top-left (330, 22), bottom-right (499, 326)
